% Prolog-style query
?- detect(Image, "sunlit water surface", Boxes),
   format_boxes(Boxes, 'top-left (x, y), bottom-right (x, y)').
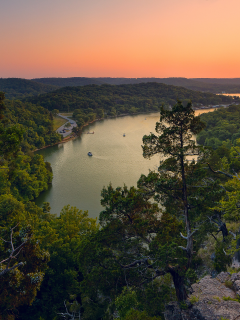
top-left (36, 110), bottom-right (214, 218)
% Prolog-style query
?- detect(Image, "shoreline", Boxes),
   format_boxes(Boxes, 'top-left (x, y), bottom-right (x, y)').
top-left (34, 105), bottom-right (227, 152)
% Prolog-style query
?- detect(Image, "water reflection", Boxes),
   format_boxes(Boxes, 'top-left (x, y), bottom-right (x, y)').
top-left (36, 110), bottom-right (214, 218)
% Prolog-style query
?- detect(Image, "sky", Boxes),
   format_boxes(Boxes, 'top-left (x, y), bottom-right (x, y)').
top-left (1, 0), bottom-right (240, 79)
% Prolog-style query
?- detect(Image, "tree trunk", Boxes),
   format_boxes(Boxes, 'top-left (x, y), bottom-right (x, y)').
top-left (169, 267), bottom-right (188, 301)
top-left (180, 134), bottom-right (193, 267)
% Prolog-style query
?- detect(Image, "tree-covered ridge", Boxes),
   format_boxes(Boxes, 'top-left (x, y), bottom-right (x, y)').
top-left (24, 82), bottom-right (234, 113)
top-left (197, 104), bottom-right (240, 149)
top-left (33, 77), bottom-right (240, 94)
top-left (0, 78), bottom-right (58, 99)
top-left (3, 99), bottom-right (62, 151)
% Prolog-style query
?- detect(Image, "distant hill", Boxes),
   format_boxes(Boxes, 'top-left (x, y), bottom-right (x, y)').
top-left (32, 77), bottom-right (240, 94)
top-left (2, 78), bottom-right (240, 100)
top-left (0, 78), bottom-right (58, 99)
top-left (192, 78), bottom-right (240, 85)
top-left (24, 82), bottom-right (234, 113)
top-left (32, 77), bottom-right (106, 87)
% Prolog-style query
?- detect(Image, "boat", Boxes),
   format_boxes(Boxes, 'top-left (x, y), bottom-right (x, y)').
top-left (123, 133), bottom-right (125, 137)
top-left (88, 152), bottom-right (93, 156)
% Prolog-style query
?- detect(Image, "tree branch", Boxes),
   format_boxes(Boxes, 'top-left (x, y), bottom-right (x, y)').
top-left (207, 163), bottom-right (233, 179)
top-left (0, 224), bottom-right (28, 276)
top-left (178, 246), bottom-right (187, 251)
top-left (0, 262), bottom-right (24, 276)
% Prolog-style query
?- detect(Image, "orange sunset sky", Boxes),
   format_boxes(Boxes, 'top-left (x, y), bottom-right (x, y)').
top-left (1, 0), bottom-right (240, 79)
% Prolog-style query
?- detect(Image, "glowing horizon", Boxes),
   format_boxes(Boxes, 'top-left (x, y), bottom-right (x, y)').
top-left (1, 0), bottom-right (240, 79)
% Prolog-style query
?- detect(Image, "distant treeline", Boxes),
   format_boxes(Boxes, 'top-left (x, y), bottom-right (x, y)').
top-left (0, 78), bottom-right (58, 99)
top-left (2, 78), bottom-right (240, 100)
top-left (23, 82), bottom-right (234, 114)
top-left (33, 77), bottom-right (240, 94)
top-left (197, 104), bottom-right (240, 149)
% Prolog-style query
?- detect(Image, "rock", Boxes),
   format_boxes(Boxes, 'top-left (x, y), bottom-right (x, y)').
top-left (216, 271), bottom-right (230, 283)
top-left (234, 280), bottom-right (240, 293)
top-left (164, 303), bottom-right (182, 320)
top-left (164, 275), bottom-right (240, 320)
top-left (231, 272), bottom-right (240, 283)
top-left (191, 275), bottom-right (235, 299)
top-left (164, 299), bottom-right (240, 320)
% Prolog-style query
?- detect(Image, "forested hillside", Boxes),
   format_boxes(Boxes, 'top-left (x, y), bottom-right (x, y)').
top-left (24, 82), bottom-right (234, 114)
top-left (197, 104), bottom-right (240, 149)
top-left (3, 99), bottom-right (62, 151)
top-left (0, 78), bottom-right (58, 99)
top-left (33, 77), bottom-right (240, 93)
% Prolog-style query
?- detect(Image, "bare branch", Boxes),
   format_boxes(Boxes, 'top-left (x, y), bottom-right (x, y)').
top-left (231, 144), bottom-right (240, 157)
top-left (178, 246), bottom-right (187, 251)
top-left (223, 249), bottom-right (228, 256)
top-left (209, 232), bottom-right (218, 241)
top-left (180, 232), bottom-right (188, 240)
top-left (0, 224), bottom-right (28, 277)
top-left (120, 259), bottom-right (148, 269)
top-left (180, 229), bottom-right (197, 240)
top-left (0, 262), bottom-right (24, 276)
top-left (207, 163), bottom-right (233, 179)
top-left (229, 231), bottom-right (236, 239)
top-left (232, 169), bottom-right (240, 182)
top-left (58, 300), bottom-right (82, 320)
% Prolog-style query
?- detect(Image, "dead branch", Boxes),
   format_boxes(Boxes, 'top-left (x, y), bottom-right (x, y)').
top-left (58, 300), bottom-right (81, 320)
top-left (207, 163), bottom-right (234, 179)
top-left (0, 224), bottom-right (27, 277)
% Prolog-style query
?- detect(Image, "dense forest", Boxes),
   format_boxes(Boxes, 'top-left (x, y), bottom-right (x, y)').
top-left (33, 77), bottom-right (240, 94)
top-left (2, 90), bottom-right (240, 320)
top-left (197, 104), bottom-right (240, 149)
top-left (3, 99), bottom-right (62, 151)
top-left (0, 79), bottom-right (58, 99)
top-left (24, 82), bottom-right (234, 115)
top-left (2, 78), bottom-right (240, 101)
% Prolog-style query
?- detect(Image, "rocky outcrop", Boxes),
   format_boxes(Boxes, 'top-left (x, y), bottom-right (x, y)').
top-left (164, 272), bottom-right (240, 320)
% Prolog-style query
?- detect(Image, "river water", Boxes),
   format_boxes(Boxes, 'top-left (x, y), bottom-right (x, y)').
top-left (36, 109), bottom-right (214, 218)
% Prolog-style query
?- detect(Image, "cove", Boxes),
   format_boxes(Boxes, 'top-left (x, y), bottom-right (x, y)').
top-left (35, 109), bottom-right (214, 219)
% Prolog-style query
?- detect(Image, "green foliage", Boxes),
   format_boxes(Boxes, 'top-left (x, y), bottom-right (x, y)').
top-left (0, 196), bottom-right (50, 319)
top-left (123, 310), bottom-right (162, 320)
top-left (0, 78), bottom-right (58, 99)
top-left (139, 101), bottom-right (225, 299)
top-left (52, 109), bottom-right (59, 116)
top-left (20, 205), bottom-right (98, 320)
top-left (179, 301), bottom-right (188, 310)
top-left (0, 95), bottom-right (53, 203)
top-left (196, 105), bottom-right (240, 148)
top-left (213, 240), bottom-right (232, 272)
top-left (24, 83), bottom-right (232, 115)
top-left (3, 98), bottom-right (61, 151)
top-left (10, 152), bottom-right (53, 202)
top-left (64, 122), bottom-right (71, 128)
top-left (0, 123), bottom-right (23, 161)
top-left (115, 287), bottom-right (139, 319)
top-left (224, 280), bottom-right (234, 290)
top-left (0, 92), bottom-right (6, 120)
top-left (0, 152), bottom-right (53, 202)
top-left (0, 95), bottom-right (59, 319)
top-left (27, 76), bottom-right (240, 95)
top-left (189, 295), bottom-right (199, 304)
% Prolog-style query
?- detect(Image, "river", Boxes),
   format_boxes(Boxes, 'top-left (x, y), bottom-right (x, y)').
top-left (36, 109), bottom-right (215, 218)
